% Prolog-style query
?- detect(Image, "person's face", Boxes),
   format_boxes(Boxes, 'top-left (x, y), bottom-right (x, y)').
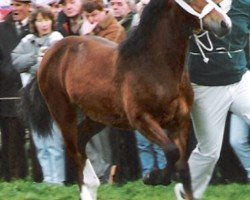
top-left (63, 0), bottom-right (83, 18)
top-left (84, 10), bottom-right (105, 24)
top-left (11, 0), bottom-right (31, 21)
top-left (35, 13), bottom-right (53, 37)
top-left (49, 3), bottom-right (62, 18)
top-left (109, 0), bottom-right (130, 19)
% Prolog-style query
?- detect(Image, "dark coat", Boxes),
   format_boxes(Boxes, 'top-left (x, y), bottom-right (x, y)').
top-left (56, 11), bottom-right (81, 37)
top-left (0, 13), bottom-right (30, 117)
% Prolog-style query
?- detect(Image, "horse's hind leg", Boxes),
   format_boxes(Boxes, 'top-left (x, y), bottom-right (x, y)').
top-left (41, 92), bottom-right (96, 199)
top-left (77, 117), bottom-right (106, 200)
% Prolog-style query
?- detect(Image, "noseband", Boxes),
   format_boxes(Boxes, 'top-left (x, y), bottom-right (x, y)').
top-left (175, 0), bottom-right (224, 30)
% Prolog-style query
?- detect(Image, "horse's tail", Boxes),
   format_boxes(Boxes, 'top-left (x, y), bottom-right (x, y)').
top-left (19, 77), bottom-right (52, 137)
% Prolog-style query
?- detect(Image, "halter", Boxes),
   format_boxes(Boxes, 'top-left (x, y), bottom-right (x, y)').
top-left (175, 0), bottom-right (223, 30)
top-left (175, 0), bottom-right (231, 63)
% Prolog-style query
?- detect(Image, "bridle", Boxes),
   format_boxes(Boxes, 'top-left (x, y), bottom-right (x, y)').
top-left (175, 0), bottom-right (225, 30)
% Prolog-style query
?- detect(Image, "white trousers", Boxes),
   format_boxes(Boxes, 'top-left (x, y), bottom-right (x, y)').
top-left (229, 114), bottom-right (250, 179)
top-left (189, 71), bottom-right (250, 199)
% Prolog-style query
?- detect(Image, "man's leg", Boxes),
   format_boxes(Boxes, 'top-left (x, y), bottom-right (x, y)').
top-left (1, 117), bottom-right (27, 180)
top-left (229, 114), bottom-right (250, 181)
top-left (230, 71), bottom-right (250, 181)
top-left (49, 122), bottom-right (66, 184)
top-left (188, 84), bottom-right (233, 199)
top-left (135, 131), bottom-right (155, 177)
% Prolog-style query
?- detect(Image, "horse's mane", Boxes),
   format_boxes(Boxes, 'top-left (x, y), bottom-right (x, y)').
top-left (119, 0), bottom-right (169, 58)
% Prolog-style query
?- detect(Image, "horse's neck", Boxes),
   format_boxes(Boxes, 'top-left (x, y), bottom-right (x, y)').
top-left (148, 14), bottom-right (189, 69)
top-left (117, 4), bottom-right (191, 77)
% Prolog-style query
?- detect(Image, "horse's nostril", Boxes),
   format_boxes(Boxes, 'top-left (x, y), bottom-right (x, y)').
top-left (221, 20), bottom-right (227, 29)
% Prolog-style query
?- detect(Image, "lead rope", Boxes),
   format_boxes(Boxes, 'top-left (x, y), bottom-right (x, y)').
top-left (193, 31), bottom-right (214, 63)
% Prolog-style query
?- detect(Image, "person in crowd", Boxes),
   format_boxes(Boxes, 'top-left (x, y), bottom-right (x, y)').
top-left (229, 36), bottom-right (250, 184)
top-left (0, 12), bottom-right (3, 22)
top-left (47, 0), bottom-right (63, 18)
top-left (109, 0), bottom-right (139, 35)
top-left (0, 0), bottom-right (31, 181)
top-left (82, 0), bottom-right (125, 41)
top-left (81, 0), bottom-right (126, 183)
top-left (135, 131), bottom-right (167, 185)
top-left (135, 0), bottom-right (149, 16)
top-left (11, 6), bottom-right (65, 185)
top-left (229, 114), bottom-right (250, 183)
top-left (34, 0), bottom-right (63, 18)
top-left (57, 0), bottom-right (84, 36)
top-left (175, 0), bottom-right (250, 199)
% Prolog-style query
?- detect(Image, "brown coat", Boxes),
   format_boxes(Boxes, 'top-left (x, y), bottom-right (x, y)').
top-left (92, 14), bottom-right (126, 44)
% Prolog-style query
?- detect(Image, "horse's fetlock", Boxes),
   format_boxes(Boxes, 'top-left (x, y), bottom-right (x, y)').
top-left (166, 148), bottom-right (180, 163)
top-left (178, 168), bottom-right (191, 183)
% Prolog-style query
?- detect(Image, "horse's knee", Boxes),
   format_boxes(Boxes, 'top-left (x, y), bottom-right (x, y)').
top-left (193, 147), bottom-right (220, 163)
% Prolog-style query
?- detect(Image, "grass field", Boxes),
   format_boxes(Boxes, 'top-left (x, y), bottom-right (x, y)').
top-left (0, 180), bottom-right (249, 200)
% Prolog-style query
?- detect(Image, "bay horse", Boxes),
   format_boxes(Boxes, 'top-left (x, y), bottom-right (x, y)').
top-left (27, 0), bottom-right (231, 199)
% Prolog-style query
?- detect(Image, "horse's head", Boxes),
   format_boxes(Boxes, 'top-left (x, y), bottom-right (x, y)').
top-left (175, 0), bottom-right (232, 37)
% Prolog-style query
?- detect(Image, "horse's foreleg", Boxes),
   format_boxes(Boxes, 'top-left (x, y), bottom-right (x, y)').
top-left (172, 119), bottom-right (193, 200)
top-left (131, 113), bottom-right (179, 185)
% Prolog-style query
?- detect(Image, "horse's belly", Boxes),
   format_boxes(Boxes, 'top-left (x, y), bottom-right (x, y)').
top-left (76, 94), bottom-right (131, 129)
top-left (86, 109), bottom-right (132, 130)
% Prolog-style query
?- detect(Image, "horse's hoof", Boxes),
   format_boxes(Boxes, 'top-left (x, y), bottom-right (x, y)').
top-left (142, 169), bottom-right (171, 186)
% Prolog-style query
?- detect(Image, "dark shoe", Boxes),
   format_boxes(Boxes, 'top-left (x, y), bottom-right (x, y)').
top-left (142, 169), bottom-right (171, 186)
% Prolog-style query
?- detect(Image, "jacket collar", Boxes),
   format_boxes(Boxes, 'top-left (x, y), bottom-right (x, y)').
top-left (97, 14), bottom-right (113, 30)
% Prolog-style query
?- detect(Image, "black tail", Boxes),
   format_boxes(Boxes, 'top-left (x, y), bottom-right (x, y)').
top-left (19, 77), bottom-right (52, 137)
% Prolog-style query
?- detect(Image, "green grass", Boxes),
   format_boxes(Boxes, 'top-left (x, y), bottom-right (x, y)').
top-left (0, 180), bottom-right (249, 200)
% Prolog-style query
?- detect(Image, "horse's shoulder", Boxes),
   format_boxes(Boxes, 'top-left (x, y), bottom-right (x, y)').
top-left (60, 35), bottom-right (84, 42)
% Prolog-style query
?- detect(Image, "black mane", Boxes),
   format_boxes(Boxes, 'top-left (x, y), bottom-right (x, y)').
top-left (119, 0), bottom-right (169, 58)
